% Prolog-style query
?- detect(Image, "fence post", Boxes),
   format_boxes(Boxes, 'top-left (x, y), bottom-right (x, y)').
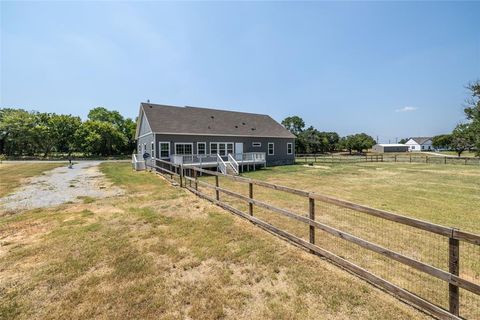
top-left (194, 169), bottom-right (198, 191)
top-left (179, 165), bottom-right (183, 187)
top-left (394, 155), bottom-right (397, 162)
top-left (449, 234), bottom-right (460, 316)
top-left (410, 154), bottom-right (412, 163)
top-left (426, 156), bottom-right (428, 164)
top-left (249, 182), bottom-right (253, 216)
top-left (465, 158), bottom-right (467, 165)
top-left (309, 196), bottom-right (315, 253)
top-left (445, 157), bottom-right (447, 165)
top-left (215, 175), bottom-right (220, 201)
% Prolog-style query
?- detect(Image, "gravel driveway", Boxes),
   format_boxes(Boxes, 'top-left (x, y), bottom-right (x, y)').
top-left (0, 161), bottom-right (123, 214)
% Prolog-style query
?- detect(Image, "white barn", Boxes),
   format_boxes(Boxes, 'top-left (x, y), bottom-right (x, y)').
top-left (405, 137), bottom-right (433, 152)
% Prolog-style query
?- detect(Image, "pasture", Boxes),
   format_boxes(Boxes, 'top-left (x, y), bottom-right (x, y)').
top-left (193, 162), bottom-right (480, 319)
top-left (0, 162), bottom-right (427, 320)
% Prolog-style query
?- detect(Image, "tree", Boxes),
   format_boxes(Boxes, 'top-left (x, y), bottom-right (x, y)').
top-left (339, 133), bottom-right (376, 154)
top-left (432, 134), bottom-right (452, 150)
top-left (463, 81), bottom-right (480, 155)
top-left (51, 114), bottom-right (82, 155)
top-left (281, 116), bottom-right (305, 136)
top-left (451, 124), bottom-right (474, 157)
top-left (398, 138), bottom-right (409, 144)
top-left (74, 120), bottom-right (127, 156)
top-left (0, 108), bottom-right (37, 156)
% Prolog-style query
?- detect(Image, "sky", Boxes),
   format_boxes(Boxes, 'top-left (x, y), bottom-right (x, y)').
top-left (1, 1), bottom-right (479, 143)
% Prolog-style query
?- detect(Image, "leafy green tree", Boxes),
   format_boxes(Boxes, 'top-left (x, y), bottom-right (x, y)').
top-left (0, 108), bottom-right (37, 156)
top-left (340, 133), bottom-right (375, 154)
top-left (281, 116), bottom-right (305, 136)
top-left (398, 138), bottom-right (409, 144)
top-left (74, 120), bottom-right (127, 156)
top-left (463, 82), bottom-right (480, 155)
top-left (451, 123), bottom-right (474, 157)
top-left (432, 134), bottom-right (452, 150)
top-left (51, 114), bottom-right (82, 155)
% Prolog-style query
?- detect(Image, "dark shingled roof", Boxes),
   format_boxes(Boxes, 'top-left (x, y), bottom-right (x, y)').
top-left (410, 137), bottom-right (432, 145)
top-left (140, 103), bottom-right (295, 139)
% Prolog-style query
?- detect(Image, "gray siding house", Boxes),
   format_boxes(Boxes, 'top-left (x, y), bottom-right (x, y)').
top-left (135, 103), bottom-right (295, 172)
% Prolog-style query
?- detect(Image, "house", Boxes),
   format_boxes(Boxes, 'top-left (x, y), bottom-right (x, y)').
top-left (135, 103), bottom-right (296, 173)
top-left (405, 137), bottom-right (433, 152)
top-left (372, 144), bottom-right (409, 153)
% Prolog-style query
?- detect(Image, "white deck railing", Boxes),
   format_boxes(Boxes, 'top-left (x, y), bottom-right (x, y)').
top-left (131, 153), bottom-right (146, 171)
top-left (170, 152), bottom-right (265, 165)
top-left (217, 154), bottom-right (227, 174)
top-left (233, 152), bottom-right (266, 162)
top-left (227, 153), bottom-right (239, 174)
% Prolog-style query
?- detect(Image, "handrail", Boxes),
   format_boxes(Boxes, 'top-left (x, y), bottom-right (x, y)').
top-left (227, 153), bottom-right (239, 174)
top-left (217, 154), bottom-right (227, 174)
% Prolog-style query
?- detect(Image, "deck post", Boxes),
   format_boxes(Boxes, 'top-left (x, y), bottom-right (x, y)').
top-left (248, 182), bottom-right (253, 216)
top-left (449, 235), bottom-right (460, 316)
top-left (309, 196), bottom-right (315, 253)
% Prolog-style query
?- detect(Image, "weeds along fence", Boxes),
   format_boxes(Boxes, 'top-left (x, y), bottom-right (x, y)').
top-left (296, 154), bottom-right (480, 166)
top-left (145, 159), bottom-right (480, 320)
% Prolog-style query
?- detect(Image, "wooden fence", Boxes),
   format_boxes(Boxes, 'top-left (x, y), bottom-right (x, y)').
top-left (145, 159), bottom-right (480, 320)
top-left (296, 153), bottom-right (480, 165)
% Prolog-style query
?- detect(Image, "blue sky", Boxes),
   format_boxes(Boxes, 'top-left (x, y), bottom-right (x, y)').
top-left (1, 1), bottom-right (479, 143)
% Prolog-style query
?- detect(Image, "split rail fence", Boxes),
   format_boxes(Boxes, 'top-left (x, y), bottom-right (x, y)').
top-left (296, 154), bottom-right (480, 165)
top-left (145, 159), bottom-right (480, 320)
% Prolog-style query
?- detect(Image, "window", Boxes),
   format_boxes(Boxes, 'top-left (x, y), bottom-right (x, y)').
top-left (252, 142), bottom-right (261, 147)
top-left (422, 146), bottom-right (425, 150)
top-left (287, 143), bottom-right (293, 155)
top-left (268, 142), bottom-right (274, 155)
top-left (151, 142), bottom-right (155, 158)
top-left (159, 142), bottom-right (170, 158)
top-left (197, 142), bottom-right (206, 155)
top-left (210, 142), bottom-right (234, 156)
top-left (210, 143), bottom-right (218, 155)
top-left (138, 145), bottom-right (141, 153)
top-left (175, 143), bottom-right (193, 155)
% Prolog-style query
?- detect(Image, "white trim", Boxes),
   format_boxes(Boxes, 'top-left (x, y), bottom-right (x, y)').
top-left (159, 141), bottom-right (170, 159)
top-left (268, 142), bottom-right (274, 156)
top-left (135, 105), bottom-right (155, 139)
top-left (252, 142), bottom-right (261, 147)
top-left (137, 132), bottom-right (153, 139)
top-left (287, 142), bottom-right (293, 155)
top-left (151, 141), bottom-right (155, 158)
top-left (174, 142), bottom-right (194, 155)
top-left (197, 142), bottom-right (207, 155)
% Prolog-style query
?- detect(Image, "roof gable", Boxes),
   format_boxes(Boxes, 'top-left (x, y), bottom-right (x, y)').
top-left (140, 103), bottom-right (295, 139)
top-left (409, 137), bottom-right (432, 145)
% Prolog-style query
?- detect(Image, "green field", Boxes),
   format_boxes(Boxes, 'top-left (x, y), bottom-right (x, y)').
top-left (195, 162), bottom-right (480, 318)
top-left (0, 163), bottom-right (428, 320)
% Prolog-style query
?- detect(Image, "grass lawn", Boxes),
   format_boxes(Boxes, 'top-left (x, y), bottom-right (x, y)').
top-left (0, 162), bottom-right (65, 197)
top-left (0, 162), bottom-right (428, 320)
top-left (244, 162), bottom-right (480, 233)
top-left (196, 162), bottom-right (480, 318)
top-left (436, 150), bottom-right (478, 158)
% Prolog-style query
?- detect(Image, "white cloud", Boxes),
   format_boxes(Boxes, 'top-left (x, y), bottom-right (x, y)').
top-left (395, 106), bottom-right (417, 113)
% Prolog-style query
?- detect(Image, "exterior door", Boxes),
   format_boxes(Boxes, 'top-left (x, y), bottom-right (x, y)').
top-left (235, 143), bottom-right (243, 155)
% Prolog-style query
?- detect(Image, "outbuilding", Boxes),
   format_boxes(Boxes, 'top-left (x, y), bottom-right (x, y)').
top-left (372, 144), bottom-right (409, 153)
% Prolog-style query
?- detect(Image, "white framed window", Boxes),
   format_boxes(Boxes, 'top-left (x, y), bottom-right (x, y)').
top-left (210, 142), bottom-right (234, 156)
top-left (268, 142), bottom-right (274, 155)
top-left (151, 141), bottom-right (155, 158)
top-left (138, 145), bottom-right (141, 153)
top-left (210, 142), bottom-right (218, 155)
top-left (197, 142), bottom-right (206, 155)
top-left (252, 142), bottom-right (261, 147)
top-left (159, 142), bottom-right (170, 158)
top-left (287, 142), bottom-right (293, 155)
top-left (175, 143), bottom-right (193, 155)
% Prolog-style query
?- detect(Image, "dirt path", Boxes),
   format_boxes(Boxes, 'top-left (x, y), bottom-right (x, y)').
top-left (0, 161), bottom-right (123, 215)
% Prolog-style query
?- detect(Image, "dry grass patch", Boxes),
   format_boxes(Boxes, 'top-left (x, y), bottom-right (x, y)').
top-left (0, 163), bottom-right (431, 319)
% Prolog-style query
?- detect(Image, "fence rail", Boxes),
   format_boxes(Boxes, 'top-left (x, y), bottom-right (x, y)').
top-left (296, 153), bottom-right (480, 165)
top-left (145, 160), bottom-right (480, 319)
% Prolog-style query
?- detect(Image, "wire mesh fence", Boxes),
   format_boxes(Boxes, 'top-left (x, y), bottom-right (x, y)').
top-left (146, 160), bottom-right (480, 319)
top-left (296, 153), bottom-right (480, 166)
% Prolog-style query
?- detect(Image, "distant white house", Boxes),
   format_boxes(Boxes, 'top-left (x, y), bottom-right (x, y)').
top-left (405, 137), bottom-right (433, 152)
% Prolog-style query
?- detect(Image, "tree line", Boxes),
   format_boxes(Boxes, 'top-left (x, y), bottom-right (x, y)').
top-left (431, 82), bottom-right (480, 156)
top-left (0, 107), bottom-right (136, 157)
top-left (281, 116), bottom-right (376, 154)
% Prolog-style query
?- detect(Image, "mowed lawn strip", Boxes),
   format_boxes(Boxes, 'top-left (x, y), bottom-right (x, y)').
top-left (0, 162), bottom-right (65, 198)
top-left (0, 162), bottom-right (428, 320)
